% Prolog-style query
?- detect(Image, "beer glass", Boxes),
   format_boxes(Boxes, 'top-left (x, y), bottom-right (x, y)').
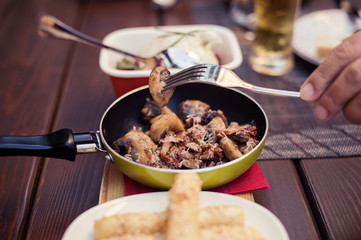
top-left (248, 0), bottom-right (299, 76)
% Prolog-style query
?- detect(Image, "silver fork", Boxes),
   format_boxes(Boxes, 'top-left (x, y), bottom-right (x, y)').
top-left (162, 64), bottom-right (300, 97)
top-left (38, 15), bottom-right (203, 69)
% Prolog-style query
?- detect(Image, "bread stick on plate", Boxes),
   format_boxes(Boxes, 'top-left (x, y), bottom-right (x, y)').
top-left (94, 212), bottom-right (165, 239)
top-left (199, 205), bottom-right (244, 228)
top-left (97, 232), bottom-right (165, 240)
top-left (165, 172), bottom-right (202, 240)
top-left (200, 225), bottom-right (264, 240)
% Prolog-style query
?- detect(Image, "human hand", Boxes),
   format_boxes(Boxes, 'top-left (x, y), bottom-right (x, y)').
top-left (300, 30), bottom-right (361, 124)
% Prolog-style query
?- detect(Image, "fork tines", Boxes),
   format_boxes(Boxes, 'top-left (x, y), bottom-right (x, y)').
top-left (162, 64), bottom-right (219, 90)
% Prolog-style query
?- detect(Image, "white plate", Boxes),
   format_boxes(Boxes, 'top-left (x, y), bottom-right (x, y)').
top-left (62, 191), bottom-right (289, 240)
top-left (292, 9), bottom-right (354, 65)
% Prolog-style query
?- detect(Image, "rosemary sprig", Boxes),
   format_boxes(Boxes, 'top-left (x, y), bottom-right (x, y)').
top-left (156, 29), bottom-right (205, 48)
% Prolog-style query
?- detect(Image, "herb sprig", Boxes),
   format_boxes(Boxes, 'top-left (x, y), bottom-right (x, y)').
top-left (156, 29), bottom-right (205, 48)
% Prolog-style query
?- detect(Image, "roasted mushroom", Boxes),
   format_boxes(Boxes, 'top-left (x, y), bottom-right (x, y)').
top-left (150, 112), bottom-right (185, 142)
top-left (207, 117), bottom-right (226, 133)
top-left (113, 130), bottom-right (157, 165)
top-left (219, 136), bottom-right (243, 160)
top-left (177, 100), bottom-right (211, 122)
top-left (204, 116), bottom-right (226, 142)
top-left (226, 123), bottom-right (258, 143)
top-left (202, 109), bottom-right (228, 126)
top-left (141, 99), bottom-right (173, 123)
top-left (181, 158), bottom-right (203, 169)
top-left (149, 66), bottom-right (175, 108)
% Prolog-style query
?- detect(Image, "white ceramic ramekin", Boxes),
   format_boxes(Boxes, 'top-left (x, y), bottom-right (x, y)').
top-left (99, 25), bottom-right (242, 97)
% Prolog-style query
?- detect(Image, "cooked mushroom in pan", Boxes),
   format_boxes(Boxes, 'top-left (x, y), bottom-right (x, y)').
top-left (113, 99), bottom-right (259, 169)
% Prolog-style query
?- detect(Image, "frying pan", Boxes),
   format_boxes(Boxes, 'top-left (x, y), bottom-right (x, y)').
top-left (0, 83), bottom-right (268, 189)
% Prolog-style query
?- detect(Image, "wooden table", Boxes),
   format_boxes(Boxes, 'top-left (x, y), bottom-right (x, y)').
top-left (0, 0), bottom-right (360, 239)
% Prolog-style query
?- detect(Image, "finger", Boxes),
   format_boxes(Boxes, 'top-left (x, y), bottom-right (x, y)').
top-left (343, 92), bottom-right (361, 124)
top-left (313, 56), bottom-right (361, 121)
top-left (300, 31), bottom-right (361, 102)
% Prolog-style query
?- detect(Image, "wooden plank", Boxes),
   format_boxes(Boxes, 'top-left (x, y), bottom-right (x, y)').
top-left (298, 157), bottom-right (361, 240)
top-left (0, 0), bottom-right (82, 239)
top-left (0, 157), bottom-right (41, 240)
top-left (98, 161), bottom-right (126, 203)
top-left (254, 160), bottom-right (321, 240)
top-left (235, 193), bottom-right (254, 201)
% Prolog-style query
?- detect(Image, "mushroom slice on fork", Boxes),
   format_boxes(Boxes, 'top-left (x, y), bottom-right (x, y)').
top-left (149, 66), bottom-right (175, 107)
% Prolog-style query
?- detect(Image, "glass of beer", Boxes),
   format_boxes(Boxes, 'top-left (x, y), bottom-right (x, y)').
top-left (248, 0), bottom-right (300, 76)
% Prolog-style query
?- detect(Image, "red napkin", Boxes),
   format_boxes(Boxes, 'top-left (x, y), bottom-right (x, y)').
top-left (123, 162), bottom-right (269, 196)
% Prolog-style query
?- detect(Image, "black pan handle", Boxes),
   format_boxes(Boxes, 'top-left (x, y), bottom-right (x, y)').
top-left (0, 129), bottom-right (100, 161)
